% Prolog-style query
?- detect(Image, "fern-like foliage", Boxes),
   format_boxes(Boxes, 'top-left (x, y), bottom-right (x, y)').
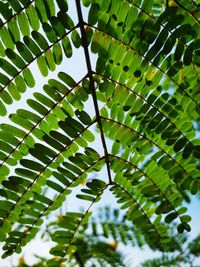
top-left (14, 207), bottom-right (200, 266)
top-left (0, 0), bottom-right (200, 264)
top-left (140, 233), bottom-right (200, 267)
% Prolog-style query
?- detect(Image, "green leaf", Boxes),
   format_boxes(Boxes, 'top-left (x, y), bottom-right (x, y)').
top-left (0, 40), bottom-right (5, 57)
top-left (62, 36), bottom-right (72, 58)
top-left (50, 16), bottom-right (65, 37)
top-left (20, 159), bottom-right (44, 171)
top-left (27, 99), bottom-right (48, 116)
top-left (0, 90), bottom-right (12, 105)
top-left (58, 72), bottom-right (76, 88)
top-left (34, 92), bottom-right (54, 108)
top-left (174, 137), bottom-right (187, 152)
top-left (190, 181), bottom-right (198, 195)
top-left (17, 109), bottom-right (40, 123)
top-left (35, 0), bottom-right (48, 23)
top-left (76, 194), bottom-right (95, 201)
top-left (0, 59), bottom-right (18, 77)
top-left (75, 110), bottom-right (92, 125)
top-left (0, 200), bottom-right (13, 211)
top-left (15, 168), bottom-right (36, 179)
top-left (0, 140), bottom-right (13, 153)
top-left (58, 120), bottom-right (77, 138)
top-left (37, 55), bottom-right (49, 77)
top-left (46, 180), bottom-right (64, 193)
top-left (45, 49), bottom-right (56, 72)
top-left (0, 123), bottom-right (26, 138)
top-left (24, 36), bottom-right (41, 57)
top-left (48, 79), bottom-right (69, 95)
top-left (16, 41), bottom-right (34, 63)
top-left (2, 250), bottom-right (13, 259)
top-left (32, 31), bottom-right (49, 50)
top-left (53, 43), bottom-right (63, 65)
top-left (5, 49), bottom-right (26, 69)
top-left (0, 100), bottom-right (7, 116)
top-left (26, 5), bottom-right (40, 31)
top-left (53, 172), bottom-right (69, 186)
top-left (17, 12), bottom-right (30, 36)
top-left (82, 130), bottom-right (95, 142)
top-left (42, 22), bottom-right (57, 43)
top-left (22, 68), bottom-right (35, 88)
top-left (0, 165), bottom-right (10, 181)
top-left (8, 18), bottom-right (20, 43)
top-left (62, 162), bottom-right (81, 175)
top-left (165, 212), bottom-right (177, 224)
top-left (43, 134), bottom-right (64, 151)
top-left (7, 0), bottom-right (21, 12)
top-left (0, 73), bottom-right (9, 86)
top-left (45, 0), bottom-right (56, 17)
top-left (0, 26), bottom-right (14, 50)
top-left (67, 245), bottom-right (77, 254)
top-left (82, 0), bottom-right (91, 7)
top-left (88, 3), bottom-right (100, 25)
top-left (58, 12), bottom-right (74, 30)
top-left (0, 2), bottom-right (12, 21)
top-left (0, 131), bottom-right (18, 146)
top-left (71, 30), bottom-right (81, 48)
top-left (7, 83), bottom-right (21, 101)
top-left (85, 147), bottom-right (100, 160)
top-left (15, 75), bottom-right (27, 93)
top-left (56, 0), bottom-right (68, 11)
top-left (182, 222), bottom-right (191, 232)
top-left (180, 215), bottom-right (191, 223)
top-left (50, 130), bottom-right (70, 145)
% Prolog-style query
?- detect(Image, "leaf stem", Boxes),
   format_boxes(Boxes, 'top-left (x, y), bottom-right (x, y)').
top-left (75, 0), bottom-right (112, 183)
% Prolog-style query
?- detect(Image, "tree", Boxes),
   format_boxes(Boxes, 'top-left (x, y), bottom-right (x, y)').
top-left (140, 233), bottom-right (200, 267)
top-left (16, 207), bottom-right (131, 267)
top-left (14, 207), bottom-right (200, 266)
top-left (0, 0), bottom-right (199, 265)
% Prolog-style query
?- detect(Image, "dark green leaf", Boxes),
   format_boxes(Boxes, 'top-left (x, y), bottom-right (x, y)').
top-left (20, 159), bottom-right (44, 171)
top-left (88, 3), bottom-right (100, 25)
top-left (165, 212), bottom-right (177, 224)
top-left (46, 180), bottom-right (63, 193)
top-left (5, 49), bottom-right (26, 69)
top-left (76, 194), bottom-right (95, 201)
top-left (0, 59), bottom-right (18, 77)
top-left (58, 72), bottom-right (76, 88)
top-left (16, 41), bottom-right (34, 63)
top-left (23, 36), bottom-right (41, 57)
top-left (32, 31), bottom-right (49, 50)
top-left (56, 0), bottom-right (68, 11)
top-left (71, 30), bottom-right (81, 48)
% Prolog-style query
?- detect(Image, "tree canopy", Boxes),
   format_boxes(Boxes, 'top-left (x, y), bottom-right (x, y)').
top-left (0, 0), bottom-right (200, 265)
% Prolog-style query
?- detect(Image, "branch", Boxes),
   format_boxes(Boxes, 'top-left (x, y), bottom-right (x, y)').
top-left (75, 0), bottom-right (112, 183)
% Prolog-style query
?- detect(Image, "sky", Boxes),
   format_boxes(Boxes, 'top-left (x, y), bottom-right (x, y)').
top-left (1, 1), bottom-right (200, 267)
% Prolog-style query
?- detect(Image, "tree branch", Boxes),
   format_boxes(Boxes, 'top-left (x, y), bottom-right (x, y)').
top-left (75, 0), bottom-right (112, 183)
